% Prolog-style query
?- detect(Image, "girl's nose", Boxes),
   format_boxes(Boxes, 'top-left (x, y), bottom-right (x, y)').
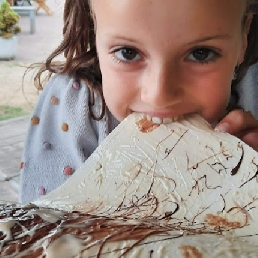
top-left (141, 64), bottom-right (182, 109)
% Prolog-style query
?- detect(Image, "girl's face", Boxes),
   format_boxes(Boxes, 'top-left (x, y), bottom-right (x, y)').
top-left (92, 0), bottom-right (250, 123)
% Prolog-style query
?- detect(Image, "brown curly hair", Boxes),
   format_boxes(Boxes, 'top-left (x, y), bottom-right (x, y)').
top-left (34, 0), bottom-right (258, 120)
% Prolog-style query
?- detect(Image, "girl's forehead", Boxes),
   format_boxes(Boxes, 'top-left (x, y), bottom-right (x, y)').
top-left (91, 0), bottom-right (246, 34)
top-left (91, 0), bottom-right (246, 14)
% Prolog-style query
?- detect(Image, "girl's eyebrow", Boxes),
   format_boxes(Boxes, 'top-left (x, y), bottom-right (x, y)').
top-left (103, 33), bottom-right (141, 44)
top-left (187, 34), bottom-right (232, 45)
top-left (102, 33), bottom-right (232, 46)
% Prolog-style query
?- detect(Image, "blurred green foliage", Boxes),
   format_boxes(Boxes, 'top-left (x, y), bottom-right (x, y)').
top-left (0, 105), bottom-right (28, 121)
top-left (0, 2), bottom-right (21, 38)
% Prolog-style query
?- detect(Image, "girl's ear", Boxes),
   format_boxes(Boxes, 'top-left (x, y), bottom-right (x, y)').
top-left (238, 12), bottom-right (253, 64)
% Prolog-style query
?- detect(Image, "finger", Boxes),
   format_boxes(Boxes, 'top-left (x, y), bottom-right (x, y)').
top-left (215, 109), bottom-right (258, 136)
top-left (241, 131), bottom-right (258, 151)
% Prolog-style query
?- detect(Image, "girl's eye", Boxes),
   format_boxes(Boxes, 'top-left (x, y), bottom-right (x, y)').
top-left (187, 48), bottom-right (219, 63)
top-left (113, 47), bottom-right (141, 62)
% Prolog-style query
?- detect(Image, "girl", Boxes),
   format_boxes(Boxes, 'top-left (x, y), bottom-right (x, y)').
top-left (20, 0), bottom-right (258, 203)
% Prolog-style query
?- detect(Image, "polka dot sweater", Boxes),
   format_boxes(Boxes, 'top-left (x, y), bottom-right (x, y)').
top-left (19, 74), bottom-right (119, 203)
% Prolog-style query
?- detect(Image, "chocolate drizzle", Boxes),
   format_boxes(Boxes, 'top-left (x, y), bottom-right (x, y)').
top-left (136, 118), bottom-right (160, 133)
top-left (0, 201), bottom-right (257, 257)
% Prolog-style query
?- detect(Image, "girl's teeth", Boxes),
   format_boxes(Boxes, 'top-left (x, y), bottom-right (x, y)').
top-left (146, 115), bottom-right (152, 121)
top-left (151, 117), bottom-right (163, 124)
top-left (147, 116), bottom-right (179, 124)
top-left (162, 117), bottom-right (173, 124)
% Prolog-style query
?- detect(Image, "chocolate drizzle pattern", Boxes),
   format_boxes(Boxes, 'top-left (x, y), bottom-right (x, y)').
top-left (1, 202), bottom-right (258, 257)
top-left (1, 113), bottom-right (258, 257)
